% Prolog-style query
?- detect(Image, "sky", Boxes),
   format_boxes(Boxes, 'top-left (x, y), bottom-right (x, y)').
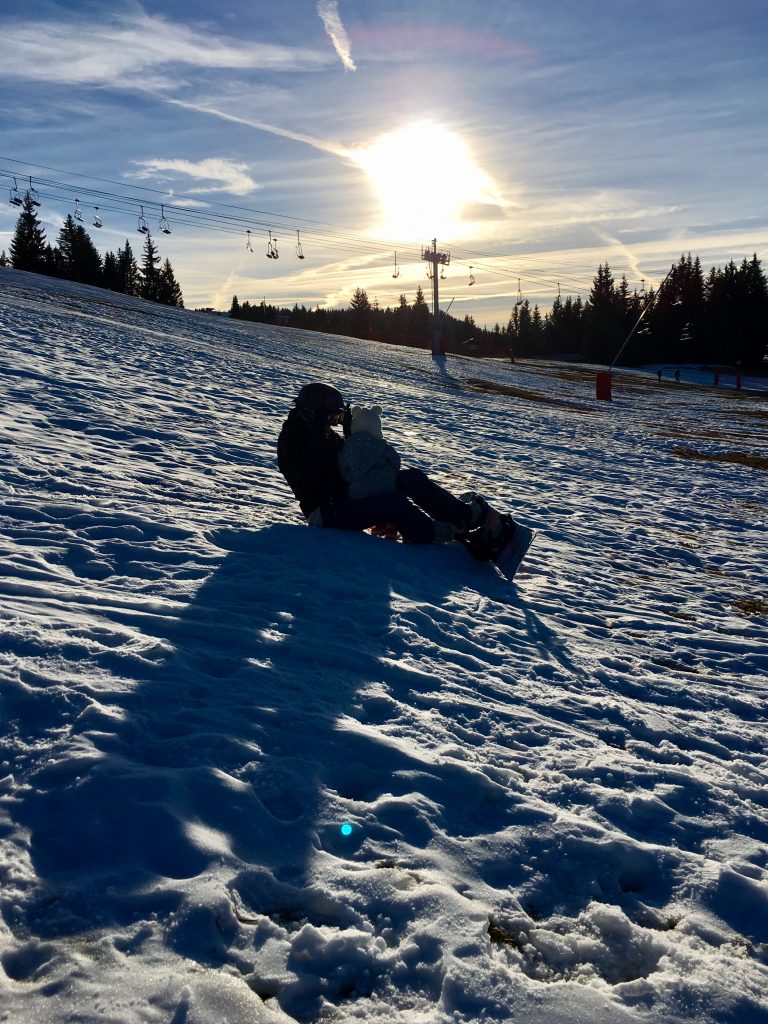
top-left (1, 0), bottom-right (767, 325)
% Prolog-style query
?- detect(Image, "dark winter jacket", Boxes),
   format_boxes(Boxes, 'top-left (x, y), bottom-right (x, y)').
top-left (277, 409), bottom-right (349, 517)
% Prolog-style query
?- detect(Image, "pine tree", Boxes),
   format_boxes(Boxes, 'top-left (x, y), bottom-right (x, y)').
top-left (409, 285), bottom-right (431, 344)
top-left (583, 263), bottom-right (623, 363)
top-left (102, 251), bottom-right (120, 292)
top-left (349, 287), bottom-right (371, 338)
top-left (139, 232), bottom-right (161, 301)
top-left (115, 241), bottom-right (140, 295)
top-left (56, 215), bottom-right (103, 286)
top-left (0, 250), bottom-right (7, 267)
top-left (736, 254), bottom-right (768, 367)
top-left (156, 258), bottom-right (183, 307)
top-left (230, 295), bottom-right (241, 318)
top-left (9, 193), bottom-right (48, 273)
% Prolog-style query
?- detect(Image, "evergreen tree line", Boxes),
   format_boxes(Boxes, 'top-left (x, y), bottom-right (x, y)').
top-left (1, 193), bottom-right (183, 307)
top-left (230, 252), bottom-right (768, 369)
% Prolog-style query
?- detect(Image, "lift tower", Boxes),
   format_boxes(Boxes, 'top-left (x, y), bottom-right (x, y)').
top-left (421, 238), bottom-right (451, 357)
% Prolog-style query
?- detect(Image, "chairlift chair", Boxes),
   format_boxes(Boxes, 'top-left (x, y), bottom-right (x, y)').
top-left (440, 267), bottom-right (446, 280)
top-left (27, 177), bottom-right (41, 207)
top-left (468, 266), bottom-right (475, 286)
top-left (93, 207), bottom-right (103, 228)
top-left (137, 206), bottom-right (149, 234)
top-left (392, 252), bottom-right (400, 279)
top-left (266, 231), bottom-right (278, 259)
top-left (159, 205), bottom-right (172, 234)
top-left (246, 230), bottom-right (254, 252)
top-left (9, 178), bottom-right (23, 206)
top-left (295, 230), bottom-right (305, 260)
top-left (74, 199), bottom-right (84, 222)
top-left (515, 279), bottom-right (524, 307)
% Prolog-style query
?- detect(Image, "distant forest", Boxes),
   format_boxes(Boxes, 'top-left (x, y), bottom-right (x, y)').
top-left (232, 253), bottom-right (768, 369)
top-left (3, 188), bottom-right (765, 368)
top-left (1, 193), bottom-right (183, 307)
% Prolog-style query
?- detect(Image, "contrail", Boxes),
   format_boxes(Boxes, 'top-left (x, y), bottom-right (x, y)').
top-left (596, 230), bottom-right (645, 285)
top-left (317, 0), bottom-right (356, 71)
top-left (166, 99), bottom-right (353, 159)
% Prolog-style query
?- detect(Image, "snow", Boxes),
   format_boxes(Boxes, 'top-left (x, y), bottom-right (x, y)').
top-left (0, 267), bottom-right (767, 1024)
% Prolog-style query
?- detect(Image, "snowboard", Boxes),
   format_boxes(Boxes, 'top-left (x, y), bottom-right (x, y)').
top-left (492, 522), bottom-right (536, 580)
top-left (459, 490), bottom-right (535, 581)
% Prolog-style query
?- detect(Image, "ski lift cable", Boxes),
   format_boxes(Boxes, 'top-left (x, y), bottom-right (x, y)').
top-left (5, 178), bottom-right (418, 261)
top-left (0, 156), bottom-right (428, 257)
top-left (0, 161), bottom-right (683, 297)
top-left (5, 177), bottom-right (601, 295)
top-left (0, 164), bottom-right (601, 290)
top-left (0, 159), bottom-right (748, 295)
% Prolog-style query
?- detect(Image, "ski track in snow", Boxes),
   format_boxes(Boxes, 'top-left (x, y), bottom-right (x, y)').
top-left (0, 269), bottom-right (767, 1024)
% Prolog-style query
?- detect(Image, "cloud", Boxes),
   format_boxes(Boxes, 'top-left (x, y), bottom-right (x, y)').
top-left (0, 11), bottom-right (332, 91)
top-left (127, 159), bottom-right (260, 197)
top-left (317, 1), bottom-right (356, 71)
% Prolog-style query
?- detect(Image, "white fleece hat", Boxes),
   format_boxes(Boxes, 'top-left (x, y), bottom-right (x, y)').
top-left (350, 405), bottom-right (383, 438)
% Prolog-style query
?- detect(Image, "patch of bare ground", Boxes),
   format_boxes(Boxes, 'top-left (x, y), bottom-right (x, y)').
top-left (656, 427), bottom-right (755, 443)
top-left (466, 378), bottom-right (594, 413)
top-left (733, 407), bottom-right (768, 420)
top-left (672, 446), bottom-right (768, 471)
top-left (732, 597), bottom-right (768, 618)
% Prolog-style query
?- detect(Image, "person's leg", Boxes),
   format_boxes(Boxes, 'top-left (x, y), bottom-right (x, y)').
top-left (320, 491), bottom-right (436, 543)
top-left (396, 468), bottom-right (473, 531)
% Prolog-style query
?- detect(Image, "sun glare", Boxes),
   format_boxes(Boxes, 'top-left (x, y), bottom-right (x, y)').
top-left (351, 121), bottom-right (502, 240)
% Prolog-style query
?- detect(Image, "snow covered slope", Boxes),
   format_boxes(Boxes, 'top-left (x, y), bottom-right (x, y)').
top-left (1, 268), bottom-right (767, 1024)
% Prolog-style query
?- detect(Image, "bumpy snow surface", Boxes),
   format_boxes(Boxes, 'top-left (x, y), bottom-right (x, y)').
top-left (1, 269), bottom-right (767, 1024)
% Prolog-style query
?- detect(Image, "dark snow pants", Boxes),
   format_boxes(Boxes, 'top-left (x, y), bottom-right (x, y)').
top-left (319, 468), bottom-right (472, 544)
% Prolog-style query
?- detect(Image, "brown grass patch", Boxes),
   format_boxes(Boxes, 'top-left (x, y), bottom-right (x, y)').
top-left (732, 597), bottom-right (768, 618)
top-left (466, 377), bottom-right (593, 413)
top-left (672, 446), bottom-right (768, 471)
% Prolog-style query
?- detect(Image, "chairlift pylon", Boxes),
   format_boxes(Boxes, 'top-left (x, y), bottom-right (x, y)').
top-left (266, 230), bottom-right (278, 259)
top-left (159, 205), bottom-right (172, 234)
top-left (93, 207), bottom-right (102, 228)
top-left (295, 230), bottom-right (305, 260)
top-left (9, 178), bottom-right (23, 206)
top-left (392, 252), bottom-right (400, 279)
top-left (137, 206), bottom-right (149, 234)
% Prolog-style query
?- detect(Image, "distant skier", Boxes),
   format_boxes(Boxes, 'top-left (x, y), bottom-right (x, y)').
top-left (657, 369), bottom-right (662, 382)
top-left (675, 368), bottom-right (681, 383)
top-left (276, 382), bottom-right (529, 566)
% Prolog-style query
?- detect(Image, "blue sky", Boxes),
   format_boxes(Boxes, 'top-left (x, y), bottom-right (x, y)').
top-left (1, 0), bottom-right (766, 324)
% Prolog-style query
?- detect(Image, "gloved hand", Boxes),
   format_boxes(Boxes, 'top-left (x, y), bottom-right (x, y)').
top-left (342, 402), bottom-right (352, 438)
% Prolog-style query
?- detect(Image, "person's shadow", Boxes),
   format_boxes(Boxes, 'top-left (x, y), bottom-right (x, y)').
top-left (15, 524), bottom-right (537, 962)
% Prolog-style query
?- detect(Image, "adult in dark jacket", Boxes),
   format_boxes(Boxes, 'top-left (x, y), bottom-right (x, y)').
top-left (277, 382), bottom-right (516, 555)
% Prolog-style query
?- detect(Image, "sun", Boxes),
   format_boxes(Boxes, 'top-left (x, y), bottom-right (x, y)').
top-left (350, 121), bottom-right (502, 240)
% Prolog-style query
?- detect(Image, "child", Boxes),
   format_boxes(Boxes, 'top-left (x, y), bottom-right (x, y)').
top-left (338, 405), bottom-right (400, 499)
